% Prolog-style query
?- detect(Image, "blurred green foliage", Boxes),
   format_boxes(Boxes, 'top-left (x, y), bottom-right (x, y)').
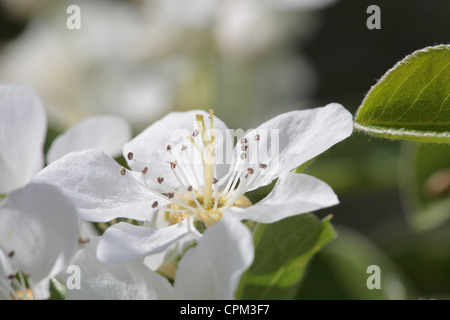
top-left (237, 214), bottom-right (336, 300)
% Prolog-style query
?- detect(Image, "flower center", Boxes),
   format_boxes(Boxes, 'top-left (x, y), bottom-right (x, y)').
top-left (0, 251), bottom-right (36, 300)
top-left (165, 190), bottom-right (252, 229)
top-left (124, 109), bottom-right (268, 231)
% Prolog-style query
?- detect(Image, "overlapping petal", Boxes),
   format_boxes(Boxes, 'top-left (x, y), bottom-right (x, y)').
top-left (0, 182), bottom-right (79, 299)
top-left (65, 238), bottom-right (173, 300)
top-left (46, 115), bottom-right (132, 164)
top-left (174, 216), bottom-right (254, 299)
top-left (68, 217), bottom-right (253, 300)
top-left (97, 216), bottom-right (201, 263)
top-left (35, 149), bottom-right (165, 222)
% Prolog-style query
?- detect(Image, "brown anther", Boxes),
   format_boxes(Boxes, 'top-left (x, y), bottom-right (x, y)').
top-left (187, 186), bottom-right (193, 192)
top-left (212, 178), bottom-right (219, 184)
top-left (259, 163), bottom-right (267, 169)
top-left (181, 145), bottom-right (188, 151)
top-left (240, 138), bottom-right (248, 144)
top-left (167, 192), bottom-right (174, 199)
top-left (8, 274), bottom-right (14, 280)
top-left (193, 129), bottom-right (199, 137)
top-left (120, 167), bottom-right (126, 176)
top-left (247, 168), bottom-right (254, 174)
top-left (168, 160), bottom-right (178, 169)
top-left (141, 167), bottom-right (148, 174)
top-left (241, 145), bottom-right (248, 151)
top-left (78, 238), bottom-right (90, 245)
top-left (240, 153), bottom-right (247, 160)
top-left (167, 145), bottom-right (171, 151)
top-left (157, 177), bottom-right (164, 184)
top-left (152, 201), bottom-right (159, 208)
top-left (8, 251), bottom-right (14, 258)
top-left (127, 152), bottom-right (134, 160)
top-left (254, 134), bottom-right (260, 141)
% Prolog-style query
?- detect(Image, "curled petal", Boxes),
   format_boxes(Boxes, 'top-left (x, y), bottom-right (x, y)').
top-left (174, 216), bottom-right (254, 299)
top-left (97, 216), bottom-right (201, 263)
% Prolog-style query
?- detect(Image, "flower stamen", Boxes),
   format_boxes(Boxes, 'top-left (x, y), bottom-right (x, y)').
top-left (195, 110), bottom-right (215, 209)
top-left (139, 111), bottom-right (257, 231)
top-left (0, 262), bottom-right (35, 300)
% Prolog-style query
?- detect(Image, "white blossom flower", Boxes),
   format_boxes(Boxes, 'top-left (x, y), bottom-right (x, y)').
top-left (0, 182), bottom-right (79, 300)
top-left (64, 216), bottom-right (253, 300)
top-left (0, 0), bottom-right (338, 132)
top-left (35, 103), bottom-right (353, 264)
top-left (0, 83), bottom-right (133, 299)
top-left (0, 84), bottom-right (132, 278)
top-left (0, 83), bottom-right (131, 194)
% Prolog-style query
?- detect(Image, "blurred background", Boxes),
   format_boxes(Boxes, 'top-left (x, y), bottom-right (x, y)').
top-left (1, 0), bottom-right (449, 299)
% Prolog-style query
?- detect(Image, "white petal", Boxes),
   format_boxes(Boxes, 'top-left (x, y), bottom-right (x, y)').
top-left (143, 230), bottom-right (200, 271)
top-left (226, 172), bottom-right (339, 223)
top-left (232, 103), bottom-right (353, 190)
top-left (0, 182), bottom-right (79, 299)
top-left (123, 110), bottom-right (231, 190)
top-left (97, 217), bottom-right (201, 263)
top-left (34, 149), bottom-right (166, 222)
top-left (65, 238), bottom-right (173, 300)
top-left (46, 115), bottom-right (132, 164)
top-left (0, 84), bottom-right (46, 193)
top-left (174, 216), bottom-right (254, 300)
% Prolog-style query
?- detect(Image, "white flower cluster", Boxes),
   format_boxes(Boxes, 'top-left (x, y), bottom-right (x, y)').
top-left (0, 84), bottom-right (352, 300)
top-left (0, 0), bottom-right (337, 132)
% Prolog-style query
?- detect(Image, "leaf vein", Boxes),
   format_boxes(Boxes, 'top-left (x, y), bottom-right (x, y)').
top-left (378, 58), bottom-right (427, 120)
top-left (400, 61), bottom-right (450, 122)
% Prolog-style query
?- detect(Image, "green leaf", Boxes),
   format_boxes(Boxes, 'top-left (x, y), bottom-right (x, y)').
top-left (294, 158), bottom-right (316, 174)
top-left (236, 213), bottom-right (336, 300)
top-left (48, 278), bottom-right (66, 300)
top-left (354, 44), bottom-right (450, 143)
top-left (399, 142), bottom-right (450, 231)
